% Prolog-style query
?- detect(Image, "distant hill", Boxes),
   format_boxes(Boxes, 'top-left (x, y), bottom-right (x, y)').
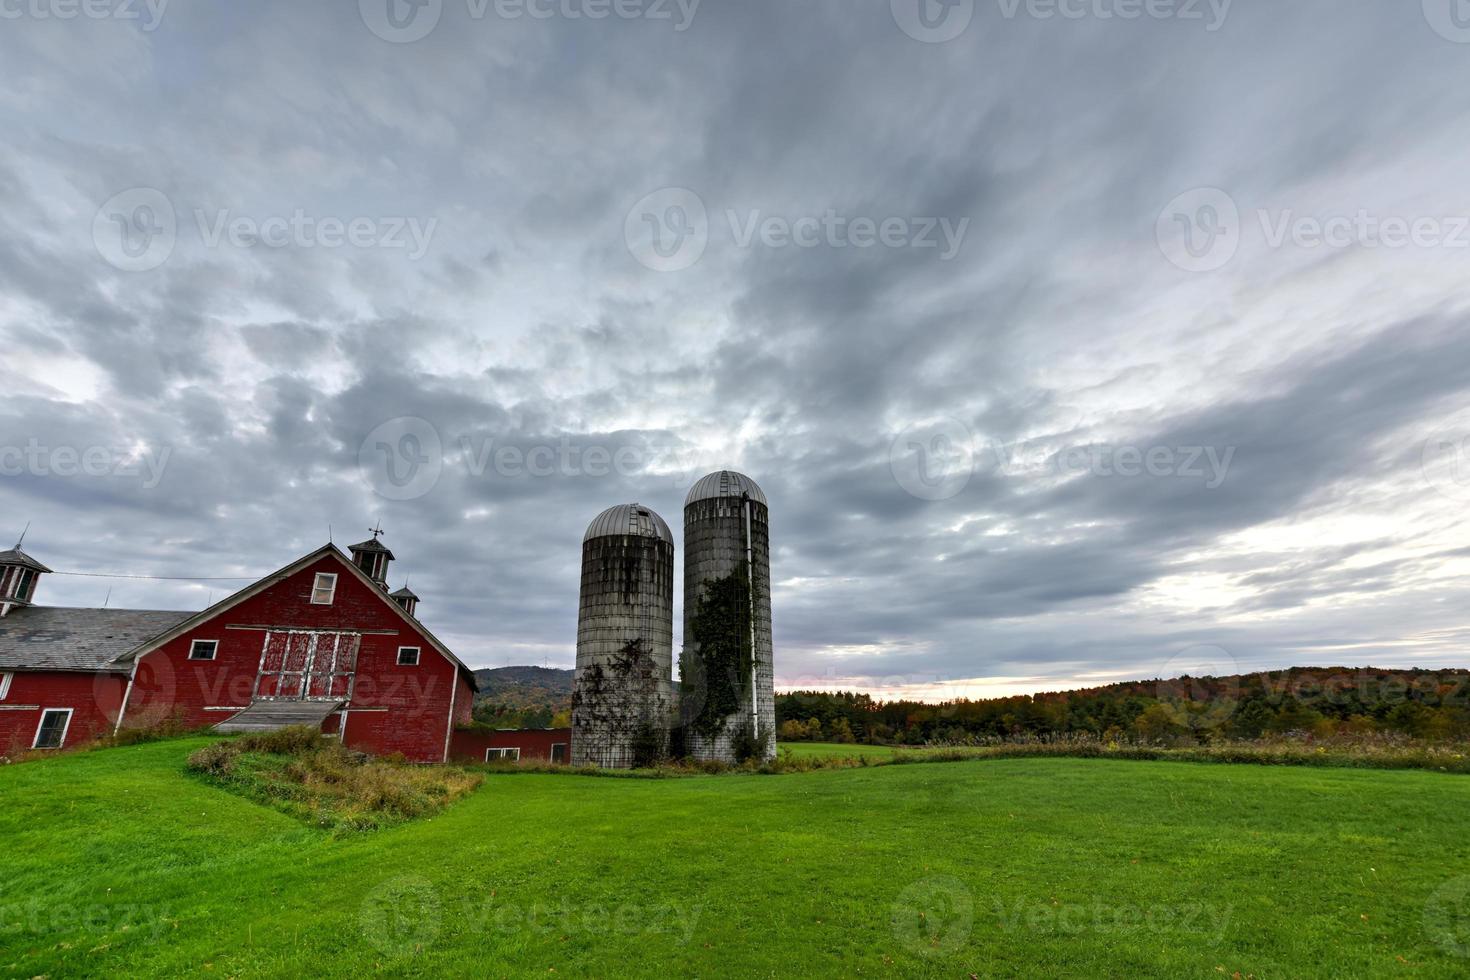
top-left (472, 666), bottom-right (573, 712)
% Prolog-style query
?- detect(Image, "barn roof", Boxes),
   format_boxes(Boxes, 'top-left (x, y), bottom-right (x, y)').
top-left (0, 548), bottom-right (53, 573)
top-left (0, 607), bottom-right (191, 672)
top-left (112, 543), bottom-right (478, 692)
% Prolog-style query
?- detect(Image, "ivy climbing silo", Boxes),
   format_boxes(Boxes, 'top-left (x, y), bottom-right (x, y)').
top-left (572, 504), bottom-right (676, 768)
top-left (680, 470), bottom-right (776, 762)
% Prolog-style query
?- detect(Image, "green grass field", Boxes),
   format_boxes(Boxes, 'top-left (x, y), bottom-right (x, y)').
top-left (3, 739), bottom-right (1470, 978)
top-left (778, 740), bottom-right (900, 759)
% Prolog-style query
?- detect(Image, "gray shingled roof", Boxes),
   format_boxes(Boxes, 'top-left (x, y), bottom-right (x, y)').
top-left (0, 549), bottom-right (53, 573)
top-left (348, 538), bottom-right (395, 559)
top-left (0, 607), bottom-right (193, 672)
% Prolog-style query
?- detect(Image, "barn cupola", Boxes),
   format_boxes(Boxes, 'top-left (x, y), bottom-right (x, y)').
top-left (347, 526), bottom-right (394, 590)
top-left (390, 582), bottom-right (420, 618)
top-left (0, 534), bottom-right (51, 618)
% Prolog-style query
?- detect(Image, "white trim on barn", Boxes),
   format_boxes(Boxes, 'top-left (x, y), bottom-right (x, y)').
top-left (32, 707), bottom-right (73, 749)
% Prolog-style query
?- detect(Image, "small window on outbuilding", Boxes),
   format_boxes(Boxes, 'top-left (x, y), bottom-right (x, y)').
top-left (189, 640), bottom-right (219, 661)
top-left (33, 709), bottom-right (72, 750)
top-left (397, 646), bottom-right (421, 666)
top-left (551, 743), bottom-right (567, 763)
top-left (310, 573), bottom-right (338, 605)
top-left (486, 747), bottom-right (520, 762)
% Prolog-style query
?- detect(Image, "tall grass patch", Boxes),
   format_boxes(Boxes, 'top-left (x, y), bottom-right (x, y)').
top-left (186, 727), bottom-right (481, 833)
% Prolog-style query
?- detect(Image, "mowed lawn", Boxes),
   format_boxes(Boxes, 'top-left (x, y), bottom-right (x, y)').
top-left (3, 740), bottom-right (1470, 977)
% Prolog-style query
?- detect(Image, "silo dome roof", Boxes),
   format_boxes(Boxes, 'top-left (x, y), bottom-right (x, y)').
top-left (583, 504), bottom-right (674, 543)
top-left (685, 470), bottom-right (767, 506)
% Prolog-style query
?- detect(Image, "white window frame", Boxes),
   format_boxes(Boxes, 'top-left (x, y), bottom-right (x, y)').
top-left (189, 639), bottom-right (219, 661)
top-left (310, 573), bottom-right (338, 605)
top-left (551, 742), bottom-right (568, 763)
top-left (485, 747), bottom-right (521, 762)
top-left (33, 708), bottom-right (73, 750)
top-left (397, 646), bottom-right (421, 666)
top-left (0, 672), bottom-right (12, 700)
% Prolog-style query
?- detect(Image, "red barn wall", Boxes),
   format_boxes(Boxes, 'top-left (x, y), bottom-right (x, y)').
top-left (0, 670), bottom-right (129, 754)
top-left (123, 554), bottom-right (466, 763)
top-left (450, 727), bottom-right (572, 764)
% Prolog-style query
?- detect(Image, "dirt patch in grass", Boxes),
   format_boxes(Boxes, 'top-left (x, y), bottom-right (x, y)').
top-left (186, 727), bottom-right (482, 833)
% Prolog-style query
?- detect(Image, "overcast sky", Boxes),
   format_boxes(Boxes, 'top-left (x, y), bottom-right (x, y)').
top-left (4, 0), bottom-right (1470, 698)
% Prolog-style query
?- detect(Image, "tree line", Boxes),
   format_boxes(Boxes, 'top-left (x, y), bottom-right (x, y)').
top-left (776, 667), bottom-right (1470, 745)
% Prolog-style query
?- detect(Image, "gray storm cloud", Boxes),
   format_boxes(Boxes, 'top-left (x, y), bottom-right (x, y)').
top-left (2, 0), bottom-right (1468, 696)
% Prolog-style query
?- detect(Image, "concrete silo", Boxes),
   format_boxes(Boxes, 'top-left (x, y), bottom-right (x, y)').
top-left (680, 471), bottom-right (776, 763)
top-left (572, 504), bottom-right (676, 768)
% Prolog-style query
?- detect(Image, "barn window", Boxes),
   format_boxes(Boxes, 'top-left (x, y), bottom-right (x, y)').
top-left (397, 646), bottom-right (421, 666)
top-left (310, 573), bottom-right (337, 605)
top-left (33, 709), bottom-right (73, 750)
top-left (485, 747), bottom-right (520, 762)
top-left (551, 743), bottom-right (567, 763)
top-left (0, 672), bottom-right (11, 700)
top-left (189, 640), bottom-right (219, 661)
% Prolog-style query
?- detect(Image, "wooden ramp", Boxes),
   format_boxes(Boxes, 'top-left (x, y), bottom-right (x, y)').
top-left (214, 699), bottom-right (343, 734)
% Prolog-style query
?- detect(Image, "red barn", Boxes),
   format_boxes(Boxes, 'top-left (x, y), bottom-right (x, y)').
top-left (0, 536), bottom-right (477, 763)
top-left (450, 726), bottom-right (572, 764)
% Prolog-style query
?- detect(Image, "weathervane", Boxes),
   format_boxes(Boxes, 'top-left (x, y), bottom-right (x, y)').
top-left (369, 521), bottom-right (385, 541)
top-left (15, 521), bottom-right (30, 550)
